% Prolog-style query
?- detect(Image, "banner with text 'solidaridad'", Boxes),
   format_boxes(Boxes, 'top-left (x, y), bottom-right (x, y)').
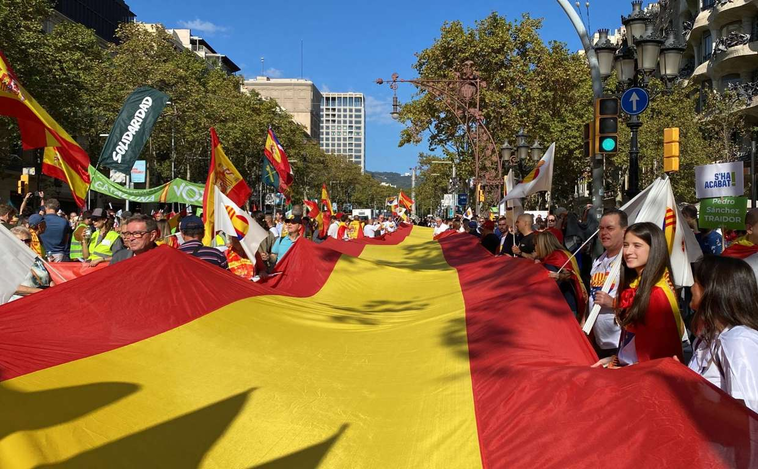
top-left (698, 196), bottom-right (748, 230)
top-left (97, 86), bottom-right (170, 174)
top-left (694, 161), bottom-right (744, 199)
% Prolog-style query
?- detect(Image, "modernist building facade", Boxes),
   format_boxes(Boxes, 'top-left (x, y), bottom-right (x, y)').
top-left (242, 78), bottom-right (322, 139)
top-left (319, 92), bottom-right (366, 172)
top-left (678, 0), bottom-right (758, 123)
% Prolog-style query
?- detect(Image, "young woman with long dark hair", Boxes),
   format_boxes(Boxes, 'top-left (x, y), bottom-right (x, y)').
top-left (593, 222), bottom-right (685, 367)
top-left (688, 255), bottom-right (758, 412)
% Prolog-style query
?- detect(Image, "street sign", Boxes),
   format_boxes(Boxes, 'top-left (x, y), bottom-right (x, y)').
top-left (457, 193), bottom-right (468, 206)
top-left (620, 87), bottom-right (649, 115)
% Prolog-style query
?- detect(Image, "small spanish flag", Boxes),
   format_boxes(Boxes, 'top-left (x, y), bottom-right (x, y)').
top-left (0, 51), bottom-right (90, 207)
top-left (202, 128), bottom-right (251, 245)
top-left (264, 127), bottom-right (293, 195)
top-left (398, 191), bottom-right (414, 210)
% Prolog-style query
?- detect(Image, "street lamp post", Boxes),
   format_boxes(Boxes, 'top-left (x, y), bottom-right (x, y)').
top-left (592, 0), bottom-right (686, 198)
top-left (376, 61), bottom-right (503, 215)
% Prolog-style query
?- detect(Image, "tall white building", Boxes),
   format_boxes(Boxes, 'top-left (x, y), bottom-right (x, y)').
top-left (319, 92), bottom-right (366, 172)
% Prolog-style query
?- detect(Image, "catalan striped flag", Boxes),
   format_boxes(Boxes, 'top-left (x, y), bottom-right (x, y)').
top-left (663, 207), bottom-right (677, 254)
top-left (0, 51), bottom-right (90, 207)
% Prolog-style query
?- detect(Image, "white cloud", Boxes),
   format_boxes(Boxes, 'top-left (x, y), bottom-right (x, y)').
top-left (177, 18), bottom-right (228, 35)
top-left (264, 67), bottom-right (283, 78)
top-left (365, 95), bottom-right (397, 125)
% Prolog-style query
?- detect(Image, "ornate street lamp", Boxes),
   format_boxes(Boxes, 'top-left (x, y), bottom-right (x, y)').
top-left (594, 29), bottom-right (618, 79)
top-left (621, 0), bottom-right (647, 48)
top-left (516, 128), bottom-right (530, 161)
top-left (614, 42), bottom-right (637, 84)
top-left (500, 140), bottom-right (513, 163)
top-left (391, 94), bottom-right (400, 120)
top-left (530, 140), bottom-right (544, 162)
top-left (634, 22), bottom-right (665, 74)
top-left (659, 30), bottom-right (687, 80)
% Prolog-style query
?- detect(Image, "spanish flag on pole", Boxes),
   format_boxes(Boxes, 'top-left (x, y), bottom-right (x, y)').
top-left (398, 191), bottom-right (414, 210)
top-left (320, 185), bottom-right (333, 238)
top-left (264, 127), bottom-right (293, 195)
top-left (202, 127), bottom-right (251, 245)
top-left (0, 51), bottom-right (90, 207)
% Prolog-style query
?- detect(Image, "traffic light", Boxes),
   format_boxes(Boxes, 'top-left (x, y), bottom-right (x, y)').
top-left (663, 127), bottom-right (680, 173)
top-left (594, 97), bottom-right (619, 154)
top-left (583, 121), bottom-right (594, 158)
top-left (17, 174), bottom-right (29, 195)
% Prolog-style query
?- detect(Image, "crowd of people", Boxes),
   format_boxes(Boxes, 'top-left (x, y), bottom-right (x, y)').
top-left (432, 205), bottom-right (758, 412)
top-left (2, 195), bottom-right (409, 298)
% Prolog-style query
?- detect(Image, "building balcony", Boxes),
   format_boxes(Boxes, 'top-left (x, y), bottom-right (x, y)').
top-left (709, 34), bottom-right (758, 75)
top-left (727, 80), bottom-right (758, 121)
top-left (688, 0), bottom-right (756, 42)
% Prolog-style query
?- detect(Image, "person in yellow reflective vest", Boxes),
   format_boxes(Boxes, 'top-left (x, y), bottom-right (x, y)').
top-left (81, 208), bottom-right (122, 266)
top-left (69, 210), bottom-right (92, 261)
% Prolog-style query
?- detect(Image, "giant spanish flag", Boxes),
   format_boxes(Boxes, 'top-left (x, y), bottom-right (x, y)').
top-left (0, 227), bottom-right (754, 467)
top-left (202, 127), bottom-right (251, 245)
top-left (0, 52), bottom-right (90, 207)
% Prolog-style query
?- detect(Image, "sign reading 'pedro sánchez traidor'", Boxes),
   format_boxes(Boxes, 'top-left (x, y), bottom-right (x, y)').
top-left (98, 86), bottom-right (169, 174)
top-left (694, 161), bottom-right (744, 199)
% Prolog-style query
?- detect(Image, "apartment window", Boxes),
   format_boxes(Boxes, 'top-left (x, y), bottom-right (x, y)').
top-left (701, 32), bottom-right (712, 63)
top-left (355, 97), bottom-right (362, 106)
top-left (721, 21), bottom-right (742, 38)
top-left (722, 73), bottom-right (742, 89)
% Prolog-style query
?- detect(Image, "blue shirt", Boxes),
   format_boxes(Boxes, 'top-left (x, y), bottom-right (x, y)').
top-left (272, 236), bottom-right (297, 264)
top-left (40, 214), bottom-right (72, 255)
top-left (696, 230), bottom-right (722, 255)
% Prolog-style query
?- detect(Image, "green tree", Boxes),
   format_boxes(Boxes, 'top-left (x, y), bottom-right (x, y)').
top-left (398, 13), bottom-right (594, 209)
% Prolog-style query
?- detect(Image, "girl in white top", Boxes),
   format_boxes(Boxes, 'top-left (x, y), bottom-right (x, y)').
top-left (687, 255), bottom-right (758, 413)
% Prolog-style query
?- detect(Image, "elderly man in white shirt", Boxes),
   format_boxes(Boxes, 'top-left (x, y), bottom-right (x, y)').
top-left (432, 217), bottom-right (449, 237)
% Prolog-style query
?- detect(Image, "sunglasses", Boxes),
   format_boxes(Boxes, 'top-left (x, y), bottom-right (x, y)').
top-left (19, 238), bottom-right (32, 244)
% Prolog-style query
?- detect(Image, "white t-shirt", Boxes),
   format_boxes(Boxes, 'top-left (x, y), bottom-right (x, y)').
top-left (269, 226), bottom-right (279, 237)
top-left (688, 326), bottom-right (758, 413)
top-left (589, 252), bottom-right (621, 350)
top-left (327, 221), bottom-right (339, 239)
top-left (433, 223), bottom-right (449, 236)
top-left (363, 224), bottom-right (377, 238)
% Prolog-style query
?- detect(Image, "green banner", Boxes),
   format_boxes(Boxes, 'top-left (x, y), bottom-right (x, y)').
top-left (699, 196), bottom-right (748, 230)
top-left (98, 86), bottom-right (170, 173)
top-left (88, 167), bottom-right (205, 205)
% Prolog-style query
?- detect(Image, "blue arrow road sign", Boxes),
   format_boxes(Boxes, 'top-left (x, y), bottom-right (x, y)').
top-left (620, 87), bottom-right (649, 116)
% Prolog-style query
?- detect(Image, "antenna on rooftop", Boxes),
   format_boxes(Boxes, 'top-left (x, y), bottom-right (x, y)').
top-left (260, 57), bottom-right (264, 76)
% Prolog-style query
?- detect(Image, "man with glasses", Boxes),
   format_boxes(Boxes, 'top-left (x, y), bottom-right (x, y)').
top-left (264, 214), bottom-right (303, 265)
top-left (110, 214), bottom-right (160, 265)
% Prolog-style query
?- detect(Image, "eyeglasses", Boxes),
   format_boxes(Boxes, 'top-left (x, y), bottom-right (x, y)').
top-left (122, 231), bottom-right (151, 238)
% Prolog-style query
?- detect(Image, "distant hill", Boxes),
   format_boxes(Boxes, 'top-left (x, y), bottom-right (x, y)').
top-left (367, 171), bottom-right (412, 190)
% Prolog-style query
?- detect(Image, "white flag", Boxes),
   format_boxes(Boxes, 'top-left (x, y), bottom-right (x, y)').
top-left (583, 177), bottom-right (703, 334)
top-left (0, 225), bottom-right (37, 305)
top-left (500, 142), bottom-right (555, 203)
top-left (213, 187), bottom-right (269, 261)
top-left (499, 169), bottom-right (523, 216)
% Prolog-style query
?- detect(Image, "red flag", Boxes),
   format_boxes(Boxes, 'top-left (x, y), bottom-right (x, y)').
top-left (398, 191), bottom-right (414, 210)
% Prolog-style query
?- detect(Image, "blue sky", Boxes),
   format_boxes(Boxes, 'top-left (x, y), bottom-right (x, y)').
top-left (127, 0), bottom-right (639, 174)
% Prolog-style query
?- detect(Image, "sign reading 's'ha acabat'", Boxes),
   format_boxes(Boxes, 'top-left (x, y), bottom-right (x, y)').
top-left (694, 161), bottom-right (744, 199)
